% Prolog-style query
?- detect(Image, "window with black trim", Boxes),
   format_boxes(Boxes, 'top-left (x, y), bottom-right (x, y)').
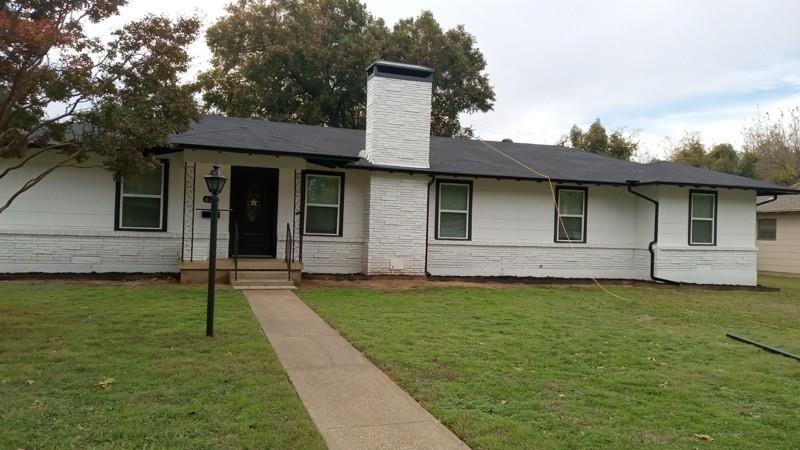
top-left (555, 187), bottom-right (587, 243)
top-left (116, 161), bottom-right (168, 231)
top-left (689, 190), bottom-right (717, 245)
top-left (303, 172), bottom-right (344, 236)
top-left (757, 218), bottom-right (777, 241)
top-left (436, 180), bottom-right (472, 240)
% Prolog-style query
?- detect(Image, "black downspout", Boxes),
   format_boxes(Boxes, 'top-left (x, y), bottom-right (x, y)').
top-left (293, 169), bottom-right (300, 262)
top-left (424, 176), bottom-right (435, 276)
top-left (757, 195), bottom-right (778, 206)
top-left (627, 183), bottom-right (680, 285)
top-left (297, 170), bottom-right (304, 262)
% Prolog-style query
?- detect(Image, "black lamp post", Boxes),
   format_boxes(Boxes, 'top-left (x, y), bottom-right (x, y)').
top-left (204, 165), bottom-right (227, 337)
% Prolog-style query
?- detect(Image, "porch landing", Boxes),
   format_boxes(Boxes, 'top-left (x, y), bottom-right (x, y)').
top-left (179, 258), bottom-right (302, 284)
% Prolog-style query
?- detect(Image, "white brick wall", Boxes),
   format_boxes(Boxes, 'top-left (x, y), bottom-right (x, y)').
top-left (298, 237), bottom-right (365, 274)
top-left (292, 168), bottom-right (369, 274)
top-left (184, 233), bottom-right (230, 262)
top-left (654, 187), bottom-right (757, 285)
top-left (425, 180), bottom-right (653, 279)
top-left (428, 242), bottom-right (651, 279)
top-left (0, 229), bottom-right (182, 273)
top-left (365, 75), bottom-right (431, 168)
top-left (655, 247), bottom-right (757, 285)
top-left (365, 173), bottom-right (429, 274)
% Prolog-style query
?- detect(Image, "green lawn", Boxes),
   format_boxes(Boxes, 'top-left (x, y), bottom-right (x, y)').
top-left (0, 282), bottom-right (324, 450)
top-left (299, 276), bottom-right (800, 449)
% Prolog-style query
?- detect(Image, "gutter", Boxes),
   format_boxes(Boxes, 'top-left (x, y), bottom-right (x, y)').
top-left (757, 195), bottom-right (778, 206)
top-left (626, 182), bottom-right (680, 285)
top-left (424, 176), bottom-right (436, 276)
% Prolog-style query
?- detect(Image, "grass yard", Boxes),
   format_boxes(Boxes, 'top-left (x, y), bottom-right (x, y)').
top-left (0, 282), bottom-right (324, 450)
top-left (299, 276), bottom-right (800, 449)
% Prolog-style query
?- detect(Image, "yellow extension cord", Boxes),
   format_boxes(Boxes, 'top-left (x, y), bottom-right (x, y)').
top-left (478, 139), bottom-right (628, 301)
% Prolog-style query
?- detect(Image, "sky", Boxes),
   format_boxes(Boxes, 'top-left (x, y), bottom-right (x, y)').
top-left (90, 0), bottom-right (800, 160)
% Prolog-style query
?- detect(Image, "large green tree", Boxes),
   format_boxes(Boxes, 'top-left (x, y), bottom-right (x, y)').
top-left (0, 0), bottom-right (200, 214)
top-left (200, 0), bottom-right (495, 137)
top-left (565, 118), bottom-right (638, 160)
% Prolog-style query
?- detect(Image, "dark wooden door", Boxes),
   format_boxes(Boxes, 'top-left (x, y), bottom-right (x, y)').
top-left (229, 167), bottom-right (279, 257)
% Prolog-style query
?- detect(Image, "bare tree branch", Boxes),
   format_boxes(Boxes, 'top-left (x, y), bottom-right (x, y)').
top-left (60, 163), bottom-right (103, 169)
top-left (0, 148), bottom-right (53, 181)
top-left (0, 150), bottom-right (81, 215)
top-left (0, 141), bottom-right (70, 161)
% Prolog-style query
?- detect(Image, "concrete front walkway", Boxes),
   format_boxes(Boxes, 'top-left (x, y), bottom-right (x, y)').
top-left (245, 290), bottom-right (469, 450)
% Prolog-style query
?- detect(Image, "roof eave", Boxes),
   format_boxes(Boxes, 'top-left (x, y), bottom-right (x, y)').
top-left (159, 143), bottom-right (361, 163)
top-left (348, 162), bottom-right (632, 186)
top-left (631, 180), bottom-right (799, 196)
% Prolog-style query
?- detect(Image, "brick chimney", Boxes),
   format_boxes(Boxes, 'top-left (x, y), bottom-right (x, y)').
top-left (364, 60), bottom-right (433, 169)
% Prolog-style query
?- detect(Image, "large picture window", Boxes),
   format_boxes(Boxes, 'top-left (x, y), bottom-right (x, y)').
top-left (116, 161), bottom-right (168, 231)
top-left (303, 172), bottom-right (344, 236)
top-left (436, 180), bottom-right (472, 240)
top-left (689, 190), bottom-right (717, 245)
top-left (757, 218), bottom-right (777, 241)
top-left (555, 187), bottom-right (587, 243)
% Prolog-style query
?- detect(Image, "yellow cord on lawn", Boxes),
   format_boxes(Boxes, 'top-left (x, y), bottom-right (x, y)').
top-left (478, 140), bottom-right (627, 301)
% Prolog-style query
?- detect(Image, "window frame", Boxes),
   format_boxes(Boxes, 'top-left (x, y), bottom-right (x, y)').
top-left (114, 160), bottom-right (169, 232)
top-left (301, 170), bottom-right (345, 237)
top-left (553, 186), bottom-right (588, 244)
top-left (688, 190), bottom-right (718, 246)
top-left (757, 217), bottom-right (777, 241)
top-left (435, 179), bottom-right (473, 240)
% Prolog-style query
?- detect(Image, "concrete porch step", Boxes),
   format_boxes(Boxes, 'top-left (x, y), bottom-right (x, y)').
top-left (231, 278), bottom-right (297, 290)
top-left (232, 284), bottom-right (297, 291)
top-left (232, 278), bottom-right (295, 286)
top-left (180, 258), bottom-right (302, 285)
top-left (234, 270), bottom-right (293, 281)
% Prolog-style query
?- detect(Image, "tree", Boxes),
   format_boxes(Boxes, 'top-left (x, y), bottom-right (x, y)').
top-left (706, 143), bottom-right (739, 173)
top-left (743, 108), bottom-right (800, 185)
top-left (200, 0), bottom-right (495, 137)
top-left (737, 151), bottom-right (759, 179)
top-left (566, 118), bottom-right (638, 160)
top-left (0, 0), bottom-right (200, 214)
top-left (669, 133), bottom-right (759, 178)
top-left (382, 11), bottom-right (494, 137)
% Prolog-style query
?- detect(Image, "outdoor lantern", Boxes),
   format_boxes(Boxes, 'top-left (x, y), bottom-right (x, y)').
top-left (204, 165), bottom-right (227, 195)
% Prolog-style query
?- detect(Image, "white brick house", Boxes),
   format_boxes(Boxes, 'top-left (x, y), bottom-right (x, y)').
top-left (0, 60), bottom-right (796, 286)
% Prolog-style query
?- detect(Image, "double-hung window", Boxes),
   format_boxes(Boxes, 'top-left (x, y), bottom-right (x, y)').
top-left (689, 191), bottom-right (717, 245)
top-left (116, 161), bottom-right (168, 231)
top-left (304, 172), bottom-right (344, 236)
top-left (436, 180), bottom-right (472, 240)
top-left (555, 187), bottom-right (587, 243)
top-left (757, 218), bottom-right (776, 241)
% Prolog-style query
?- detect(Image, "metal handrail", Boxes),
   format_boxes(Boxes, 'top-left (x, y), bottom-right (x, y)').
top-left (233, 220), bottom-right (239, 281)
top-left (284, 223), bottom-right (293, 281)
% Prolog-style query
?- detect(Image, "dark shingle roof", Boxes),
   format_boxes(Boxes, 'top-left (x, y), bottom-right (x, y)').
top-left (758, 183), bottom-right (800, 212)
top-left (632, 161), bottom-right (796, 192)
top-left (171, 115), bottom-right (364, 159)
top-left (169, 116), bottom-right (797, 195)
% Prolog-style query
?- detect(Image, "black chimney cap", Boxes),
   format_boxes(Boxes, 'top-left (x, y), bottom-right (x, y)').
top-left (366, 60), bottom-right (434, 82)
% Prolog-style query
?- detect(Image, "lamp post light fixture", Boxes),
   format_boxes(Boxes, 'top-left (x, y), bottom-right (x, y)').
top-left (204, 165), bottom-right (227, 337)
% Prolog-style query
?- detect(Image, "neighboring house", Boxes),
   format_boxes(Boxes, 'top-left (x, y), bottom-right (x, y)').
top-left (757, 183), bottom-right (800, 275)
top-left (0, 60), bottom-right (796, 286)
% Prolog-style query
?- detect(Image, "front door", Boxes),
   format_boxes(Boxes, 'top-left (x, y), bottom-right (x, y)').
top-left (229, 166), bottom-right (279, 257)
